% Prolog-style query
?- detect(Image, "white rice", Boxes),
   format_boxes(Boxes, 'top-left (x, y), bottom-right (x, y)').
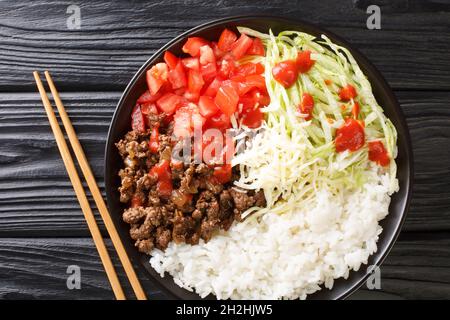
top-left (150, 167), bottom-right (398, 299)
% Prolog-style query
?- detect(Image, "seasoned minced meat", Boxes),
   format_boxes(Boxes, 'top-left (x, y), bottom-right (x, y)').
top-left (116, 107), bottom-right (266, 254)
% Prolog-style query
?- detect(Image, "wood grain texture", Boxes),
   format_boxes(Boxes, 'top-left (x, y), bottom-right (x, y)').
top-left (1, 237), bottom-right (449, 300)
top-left (0, 0), bottom-right (449, 91)
top-left (0, 91), bottom-right (449, 236)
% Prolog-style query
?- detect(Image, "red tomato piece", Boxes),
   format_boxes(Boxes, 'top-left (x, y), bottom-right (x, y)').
top-left (213, 164), bottom-right (232, 183)
top-left (156, 92), bottom-right (183, 115)
top-left (272, 60), bottom-right (298, 88)
top-left (140, 102), bottom-right (158, 127)
top-left (339, 84), bottom-right (358, 101)
top-left (230, 62), bottom-right (264, 77)
top-left (164, 51), bottom-right (179, 69)
top-left (214, 81), bottom-right (239, 116)
top-left (182, 37), bottom-right (209, 57)
top-left (335, 118), bottom-right (365, 152)
top-left (368, 141), bottom-right (390, 167)
top-left (198, 96), bottom-right (219, 118)
top-left (296, 50), bottom-right (315, 73)
top-left (188, 69), bottom-right (205, 94)
top-left (131, 104), bottom-right (146, 132)
top-left (200, 62), bottom-right (217, 83)
top-left (299, 93), bottom-right (314, 120)
top-left (149, 124), bottom-right (160, 153)
top-left (231, 34), bottom-right (253, 59)
top-left (217, 55), bottom-right (236, 78)
top-left (241, 108), bottom-right (263, 128)
top-left (246, 38), bottom-right (265, 56)
top-left (352, 101), bottom-right (360, 119)
top-left (150, 159), bottom-right (173, 197)
top-left (146, 62), bottom-right (169, 95)
top-left (184, 90), bottom-right (200, 103)
top-left (218, 28), bottom-right (238, 52)
top-left (173, 104), bottom-right (205, 138)
top-left (211, 41), bottom-right (225, 58)
top-left (157, 179), bottom-right (173, 197)
top-left (168, 62), bottom-right (187, 89)
top-left (199, 45), bottom-right (216, 65)
top-left (204, 112), bottom-right (231, 131)
top-left (137, 90), bottom-right (161, 104)
top-left (245, 74), bottom-right (266, 91)
top-left (202, 76), bottom-right (223, 97)
top-left (182, 57), bottom-right (200, 71)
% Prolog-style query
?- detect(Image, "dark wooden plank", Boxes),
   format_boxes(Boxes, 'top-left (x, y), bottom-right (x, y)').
top-left (0, 90), bottom-right (449, 236)
top-left (0, 0), bottom-right (449, 91)
top-left (1, 236), bottom-right (449, 299)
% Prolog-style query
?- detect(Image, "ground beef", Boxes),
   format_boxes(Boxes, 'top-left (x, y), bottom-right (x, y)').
top-left (116, 109), bottom-right (266, 254)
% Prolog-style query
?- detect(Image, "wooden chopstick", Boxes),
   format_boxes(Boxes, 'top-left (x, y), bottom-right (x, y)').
top-left (33, 71), bottom-right (126, 300)
top-left (42, 71), bottom-right (147, 300)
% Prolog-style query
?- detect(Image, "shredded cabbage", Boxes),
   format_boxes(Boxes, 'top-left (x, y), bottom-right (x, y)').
top-left (233, 27), bottom-right (398, 219)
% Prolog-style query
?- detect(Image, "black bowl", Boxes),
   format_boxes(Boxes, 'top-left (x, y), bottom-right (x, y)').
top-left (104, 15), bottom-right (413, 300)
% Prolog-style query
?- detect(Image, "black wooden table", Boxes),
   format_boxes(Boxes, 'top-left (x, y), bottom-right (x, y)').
top-left (1, 0), bottom-right (449, 300)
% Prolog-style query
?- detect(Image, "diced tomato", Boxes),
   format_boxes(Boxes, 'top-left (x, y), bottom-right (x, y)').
top-left (149, 124), bottom-right (160, 153)
top-left (217, 55), bottom-right (236, 78)
top-left (168, 62), bottom-right (187, 89)
top-left (299, 93), bottom-right (314, 120)
top-left (204, 112), bottom-right (231, 131)
top-left (182, 57), bottom-right (200, 70)
top-left (156, 92), bottom-right (183, 115)
top-left (272, 60), bottom-right (298, 88)
top-left (231, 75), bottom-right (252, 96)
top-left (215, 81), bottom-right (239, 116)
top-left (150, 159), bottom-right (173, 197)
top-left (241, 108), bottom-right (263, 128)
top-left (184, 90), bottom-right (200, 102)
top-left (296, 50), bottom-right (315, 73)
top-left (231, 34), bottom-right (253, 59)
top-left (352, 101), bottom-right (360, 119)
top-left (202, 76), bottom-right (223, 97)
top-left (335, 118), bottom-right (365, 152)
top-left (324, 79), bottom-right (333, 85)
top-left (131, 195), bottom-right (143, 208)
top-left (140, 102), bottom-right (158, 127)
top-left (188, 69), bottom-right (205, 94)
top-left (246, 38), bottom-right (265, 56)
top-left (230, 62), bottom-right (264, 78)
top-left (339, 84), bottom-right (358, 101)
top-left (164, 51), bottom-right (179, 69)
top-left (146, 62), bottom-right (169, 95)
top-left (218, 29), bottom-right (238, 52)
top-left (199, 45), bottom-right (216, 65)
top-left (182, 37), bottom-right (209, 57)
top-left (137, 90), bottom-right (161, 104)
top-left (131, 104), bottom-right (146, 132)
top-left (173, 104), bottom-right (205, 138)
top-left (244, 74), bottom-right (266, 91)
top-left (213, 164), bottom-right (232, 183)
top-left (368, 141), bottom-right (390, 167)
top-left (200, 62), bottom-right (217, 83)
top-left (211, 41), bottom-right (226, 58)
top-left (198, 96), bottom-right (219, 118)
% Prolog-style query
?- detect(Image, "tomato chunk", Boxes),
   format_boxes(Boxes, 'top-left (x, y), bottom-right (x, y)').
top-left (272, 60), bottom-right (298, 88)
top-left (173, 104), bottom-right (205, 138)
top-left (217, 55), bottom-right (236, 78)
top-left (164, 51), bottom-right (179, 69)
top-left (218, 28), bottom-right (238, 52)
top-left (230, 62), bottom-right (264, 78)
top-left (246, 38), bottom-right (265, 56)
top-left (198, 96), bottom-right (219, 118)
top-left (188, 69), bottom-right (205, 94)
top-left (204, 112), bottom-right (230, 131)
top-left (131, 104), bottom-right (145, 132)
top-left (146, 63), bottom-right (169, 95)
top-left (352, 101), bottom-right (360, 119)
top-left (213, 164), bottom-right (232, 183)
top-left (140, 102), bottom-right (158, 127)
top-left (245, 74), bottom-right (266, 91)
top-left (202, 76), bottom-right (223, 97)
top-left (231, 34), bottom-right (253, 59)
top-left (150, 159), bottom-right (173, 197)
top-left (137, 90), bottom-right (161, 104)
top-left (168, 62), bottom-right (187, 89)
top-left (200, 62), bottom-right (217, 83)
top-left (214, 81), bottom-right (239, 116)
top-left (149, 124), bottom-right (160, 153)
top-left (339, 84), bottom-right (358, 101)
top-left (335, 118), bottom-right (365, 152)
top-left (368, 141), bottom-right (390, 166)
top-left (182, 37), bottom-right (209, 57)
top-left (299, 93), bottom-right (314, 120)
top-left (156, 92), bottom-right (183, 115)
top-left (199, 45), bottom-right (216, 65)
top-left (296, 50), bottom-right (315, 73)
top-left (182, 57), bottom-right (200, 71)
top-left (241, 108), bottom-right (263, 128)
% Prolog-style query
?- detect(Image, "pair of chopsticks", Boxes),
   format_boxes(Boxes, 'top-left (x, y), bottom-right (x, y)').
top-left (33, 71), bottom-right (147, 300)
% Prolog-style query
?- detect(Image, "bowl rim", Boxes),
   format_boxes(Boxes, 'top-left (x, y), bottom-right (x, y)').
top-left (104, 14), bottom-right (414, 300)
